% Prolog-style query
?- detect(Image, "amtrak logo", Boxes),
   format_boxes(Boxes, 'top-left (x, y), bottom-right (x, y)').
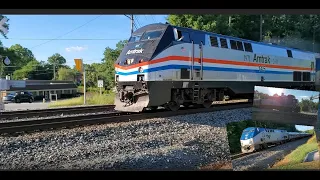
top-left (126, 48), bottom-right (144, 55)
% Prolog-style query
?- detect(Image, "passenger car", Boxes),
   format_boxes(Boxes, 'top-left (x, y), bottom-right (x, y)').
top-left (2, 91), bottom-right (34, 103)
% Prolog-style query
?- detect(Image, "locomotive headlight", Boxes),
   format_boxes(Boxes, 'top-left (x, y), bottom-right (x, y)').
top-left (138, 67), bottom-right (143, 73)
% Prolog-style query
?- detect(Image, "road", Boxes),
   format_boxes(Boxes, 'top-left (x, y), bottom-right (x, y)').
top-left (232, 138), bottom-right (309, 171)
top-left (3, 101), bottom-right (50, 111)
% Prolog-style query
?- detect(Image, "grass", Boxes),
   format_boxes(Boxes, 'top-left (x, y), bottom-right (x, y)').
top-left (271, 135), bottom-right (319, 170)
top-left (48, 92), bottom-right (115, 108)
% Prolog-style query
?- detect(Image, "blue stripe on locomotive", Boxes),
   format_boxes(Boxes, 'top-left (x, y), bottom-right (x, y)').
top-left (115, 65), bottom-right (315, 76)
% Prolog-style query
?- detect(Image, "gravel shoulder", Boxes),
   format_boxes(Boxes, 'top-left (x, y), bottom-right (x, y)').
top-left (0, 108), bottom-right (251, 170)
top-left (232, 138), bottom-right (310, 171)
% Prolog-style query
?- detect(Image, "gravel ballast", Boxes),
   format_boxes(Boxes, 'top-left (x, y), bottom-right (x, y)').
top-left (0, 107), bottom-right (252, 170)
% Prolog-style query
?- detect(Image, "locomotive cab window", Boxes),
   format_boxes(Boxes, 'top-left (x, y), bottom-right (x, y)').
top-left (220, 38), bottom-right (228, 48)
top-left (231, 40), bottom-right (244, 51)
top-left (210, 36), bottom-right (219, 47)
top-left (244, 42), bottom-right (253, 52)
top-left (236, 41), bottom-right (244, 51)
top-left (176, 30), bottom-right (190, 42)
top-left (230, 40), bottom-right (237, 50)
top-left (140, 30), bottom-right (163, 41)
top-left (287, 50), bottom-right (293, 58)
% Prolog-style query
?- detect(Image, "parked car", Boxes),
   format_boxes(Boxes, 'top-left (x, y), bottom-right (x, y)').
top-left (2, 91), bottom-right (34, 103)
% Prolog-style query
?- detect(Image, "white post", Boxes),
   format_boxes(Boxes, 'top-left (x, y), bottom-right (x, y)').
top-left (83, 65), bottom-right (86, 105)
top-left (100, 87), bottom-right (102, 95)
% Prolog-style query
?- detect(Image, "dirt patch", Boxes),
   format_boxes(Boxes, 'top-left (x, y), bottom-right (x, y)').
top-left (199, 162), bottom-right (233, 170)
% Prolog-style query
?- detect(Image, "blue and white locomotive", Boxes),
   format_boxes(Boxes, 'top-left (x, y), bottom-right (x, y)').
top-left (114, 23), bottom-right (318, 112)
top-left (240, 127), bottom-right (312, 153)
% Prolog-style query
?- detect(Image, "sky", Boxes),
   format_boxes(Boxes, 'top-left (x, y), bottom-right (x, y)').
top-left (255, 86), bottom-right (318, 132)
top-left (295, 125), bottom-right (314, 131)
top-left (0, 15), bottom-right (168, 67)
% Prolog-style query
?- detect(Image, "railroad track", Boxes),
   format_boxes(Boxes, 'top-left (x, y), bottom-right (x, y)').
top-left (0, 100), bottom-right (252, 135)
top-left (0, 105), bottom-right (116, 120)
top-left (230, 152), bottom-right (256, 160)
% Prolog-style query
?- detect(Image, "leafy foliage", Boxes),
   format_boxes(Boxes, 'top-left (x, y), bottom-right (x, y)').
top-left (167, 14), bottom-right (320, 52)
top-left (0, 15), bottom-right (9, 38)
top-left (57, 67), bottom-right (77, 81)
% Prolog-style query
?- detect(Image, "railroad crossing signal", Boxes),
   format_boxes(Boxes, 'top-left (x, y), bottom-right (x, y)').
top-left (3, 56), bottom-right (10, 66)
top-left (74, 58), bottom-right (83, 72)
top-left (0, 17), bottom-right (8, 35)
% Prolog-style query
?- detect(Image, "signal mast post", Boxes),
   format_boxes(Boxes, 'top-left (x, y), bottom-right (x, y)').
top-left (74, 58), bottom-right (86, 105)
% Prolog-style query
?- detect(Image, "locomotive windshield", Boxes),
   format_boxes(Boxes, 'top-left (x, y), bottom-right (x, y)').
top-left (140, 30), bottom-right (163, 41)
top-left (128, 35), bottom-right (142, 43)
top-left (243, 128), bottom-right (255, 133)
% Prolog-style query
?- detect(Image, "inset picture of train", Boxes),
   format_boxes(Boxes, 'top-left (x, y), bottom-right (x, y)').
top-left (226, 120), bottom-right (318, 171)
top-left (240, 127), bottom-right (311, 154)
top-left (252, 86), bottom-right (319, 126)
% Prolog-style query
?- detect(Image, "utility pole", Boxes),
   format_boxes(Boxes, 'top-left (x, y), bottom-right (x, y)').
top-left (260, 15), bottom-right (263, 42)
top-left (124, 14), bottom-right (134, 35)
top-left (130, 15), bottom-right (134, 35)
top-left (83, 65), bottom-right (86, 105)
top-left (53, 63), bottom-right (56, 80)
top-left (228, 16), bottom-right (231, 27)
top-left (313, 27), bottom-right (315, 52)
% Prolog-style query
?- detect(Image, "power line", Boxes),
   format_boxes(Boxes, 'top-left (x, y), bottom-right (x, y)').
top-left (0, 38), bottom-right (122, 41)
top-left (134, 15), bottom-right (142, 28)
top-left (30, 15), bottom-right (102, 50)
top-left (150, 15), bottom-right (156, 23)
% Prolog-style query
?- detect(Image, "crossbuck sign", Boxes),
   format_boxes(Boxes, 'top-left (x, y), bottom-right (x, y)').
top-left (0, 17), bottom-right (8, 35)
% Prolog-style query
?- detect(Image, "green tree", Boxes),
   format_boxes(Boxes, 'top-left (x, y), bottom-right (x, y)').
top-left (299, 99), bottom-right (317, 112)
top-left (47, 53), bottom-right (66, 66)
top-left (85, 63), bottom-right (107, 88)
top-left (103, 40), bottom-right (127, 89)
top-left (12, 60), bottom-right (40, 80)
top-left (47, 53), bottom-right (67, 80)
top-left (8, 44), bottom-right (36, 68)
top-left (29, 60), bottom-right (54, 80)
top-left (57, 67), bottom-right (77, 81)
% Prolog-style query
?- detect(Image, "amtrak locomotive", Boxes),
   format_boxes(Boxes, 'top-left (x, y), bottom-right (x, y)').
top-left (114, 23), bottom-right (318, 112)
top-left (240, 127), bottom-right (312, 153)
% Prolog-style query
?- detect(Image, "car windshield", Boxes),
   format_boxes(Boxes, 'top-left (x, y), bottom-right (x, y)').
top-left (140, 30), bottom-right (163, 41)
